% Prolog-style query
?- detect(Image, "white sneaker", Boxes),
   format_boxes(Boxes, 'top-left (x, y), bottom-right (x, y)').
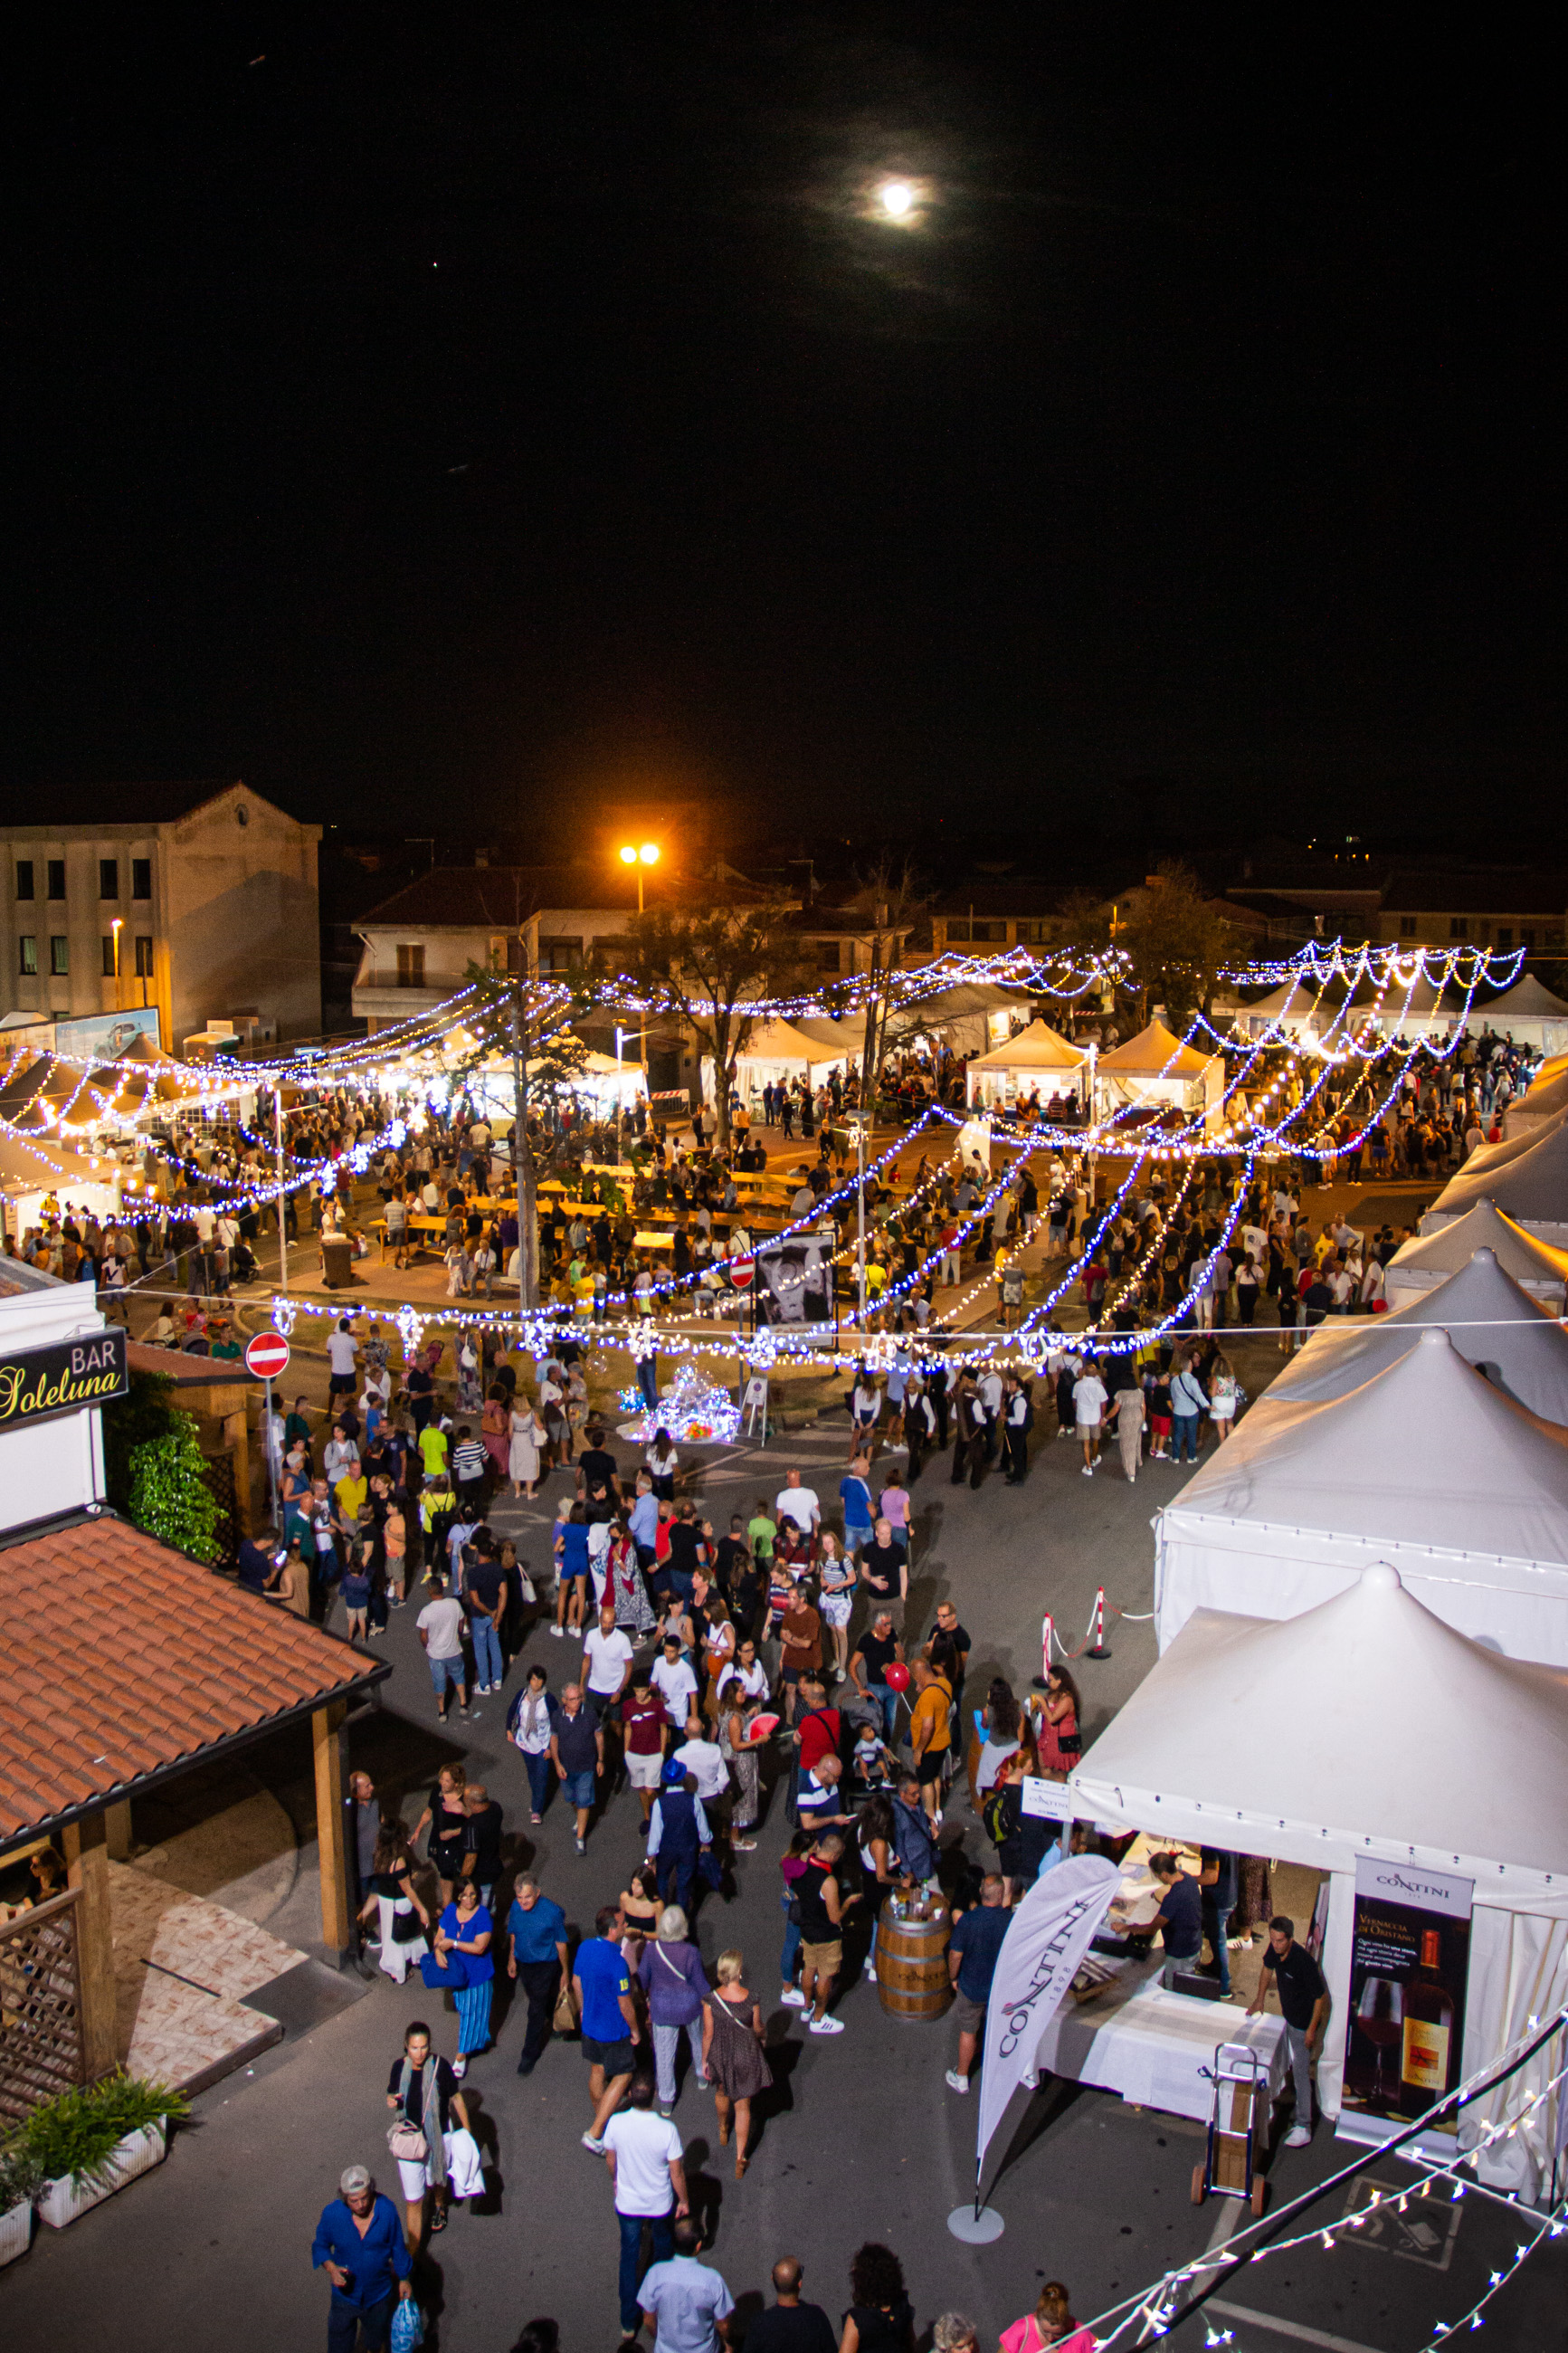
top-left (1284, 2123), bottom-right (1311, 2148)
top-left (1081, 1465), bottom-right (1094, 1478)
top-left (550, 1624), bottom-right (564, 1638)
top-left (582, 2131), bottom-right (606, 2154)
top-left (809, 2015), bottom-right (845, 2035)
top-left (945, 2070), bottom-right (970, 2094)
top-left (779, 1986), bottom-right (806, 2007)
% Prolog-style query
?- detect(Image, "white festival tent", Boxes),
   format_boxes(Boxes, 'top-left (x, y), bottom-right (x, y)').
top-left (1270, 1247), bottom-right (1568, 1424)
top-left (1373, 969), bottom-right (1466, 1040)
top-left (1153, 1329), bottom-right (1568, 1665)
top-left (1238, 975), bottom-right (1381, 1043)
top-left (1383, 1198), bottom-right (1568, 1310)
top-left (1421, 1118), bottom-right (1568, 1246)
top-left (964, 1018), bottom-right (1088, 1110)
top-left (1459, 1115), bottom-right (1563, 1183)
top-left (710, 1018), bottom-right (857, 1106)
top-left (0, 1132), bottom-right (127, 1241)
top-left (1481, 973), bottom-right (1568, 1058)
top-left (1094, 1019), bottom-right (1226, 1132)
top-left (1068, 1565), bottom-right (1568, 2192)
top-left (1505, 1064), bottom-right (1568, 1141)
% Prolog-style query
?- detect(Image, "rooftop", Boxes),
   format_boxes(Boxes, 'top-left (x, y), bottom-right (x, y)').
top-left (1382, 870), bottom-right (1568, 917)
top-left (3, 780), bottom-right (310, 832)
top-left (0, 1516), bottom-right (386, 1852)
top-left (358, 864), bottom-right (647, 929)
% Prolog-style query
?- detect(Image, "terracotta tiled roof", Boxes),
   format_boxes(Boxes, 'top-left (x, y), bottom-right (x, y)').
top-left (0, 1516), bottom-right (385, 1848)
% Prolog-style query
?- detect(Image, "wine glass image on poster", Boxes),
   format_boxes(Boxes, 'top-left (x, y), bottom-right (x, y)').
top-left (1342, 1858), bottom-right (1472, 2138)
top-left (755, 1232), bottom-right (833, 1326)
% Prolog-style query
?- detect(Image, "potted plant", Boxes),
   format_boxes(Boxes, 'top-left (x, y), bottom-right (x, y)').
top-left (22, 2073), bottom-right (189, 2229)
top-left (0, 2144), bottom-right (45, 2267)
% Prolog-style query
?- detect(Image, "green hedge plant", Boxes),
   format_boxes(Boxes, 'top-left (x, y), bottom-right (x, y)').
top-left (16, 2072), bottom-right (190, 2190)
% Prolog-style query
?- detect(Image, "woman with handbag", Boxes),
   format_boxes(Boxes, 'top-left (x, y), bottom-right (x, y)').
top-left (419, 1879), bottom-right (495, 2077)
top-left (385, 2021), bottom-right (479, 2251)
top-left (637, 1903), bottom-right (711, 2118)
top-left (411, 1764), bottom-right (470, 1906)
top-left (998, 2281), bottom-right (1095, 2353)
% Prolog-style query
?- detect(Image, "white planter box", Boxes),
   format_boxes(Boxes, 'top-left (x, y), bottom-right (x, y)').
top-left (0, 2200), bottom-right (33, 2266)
top-left (38, 2121), bottom-right (166, 2229)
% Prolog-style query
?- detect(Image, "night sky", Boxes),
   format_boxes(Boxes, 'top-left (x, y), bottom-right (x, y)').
top-left (6, 12), bottom-right (1561, 857)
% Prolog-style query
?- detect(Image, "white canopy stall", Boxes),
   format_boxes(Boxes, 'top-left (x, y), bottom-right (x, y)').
top-left (1153, 1329), bottom-right (1568, 1665)
top-left (1373, 968), bottom-right (1466, 1041)
top-left (964, 1018), bottom-right (1088, 1110)
top-left (893, 982), bottom-right (1034, 1061)
top-left (1068, 1565), bottom-right (1568, 2192)
top-left (716, 1017), bottom-right (855, 1106)
top-left (0, 1131), bottom-right (127, 1243)
top-left (1271, 1247), bottom-right (1568, 1424)
top-left (1095, 1020), bottom-right (1226, 1132)
top-left (1479, 973), bottom-right (1568, 1058)
top-left (1383, 1199), bottom-right (1568, 1310)
top-left (1421, 1119), bottom-right (1568, 1247)
top-left (1505, 1064), bottom-right (1568, 1142)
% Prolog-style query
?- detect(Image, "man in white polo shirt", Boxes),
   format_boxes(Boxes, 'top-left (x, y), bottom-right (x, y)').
top-left (1072, 1354), bottom-right (1108, 1478)
top-left (774, 1469), bottom-right (820, 1549)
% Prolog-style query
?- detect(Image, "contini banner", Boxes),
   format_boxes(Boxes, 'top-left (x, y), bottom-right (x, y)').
top-left (1339, 1857), bottom-right (1473, 2142)
top-left (975, 1854), bottom-right (1119, 2188)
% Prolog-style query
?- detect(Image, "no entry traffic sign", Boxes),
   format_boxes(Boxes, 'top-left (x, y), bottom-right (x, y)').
top-left (729, 1258), bottom-right (755, 1290)
top-left (245, 1330), bottom-right (291, 1380)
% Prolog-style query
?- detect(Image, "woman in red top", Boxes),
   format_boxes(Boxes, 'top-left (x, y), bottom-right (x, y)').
top-left (1032, 1666), bottom-right (1081, 1777)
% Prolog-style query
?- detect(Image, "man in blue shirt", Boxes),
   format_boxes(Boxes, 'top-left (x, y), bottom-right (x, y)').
top-left (508, 1874), bottom-right (570, 2077)
top-left (944, 1874), bottom-right (1012, 2095)
top-left (311, 2163), bottom-right (413, 2351)
top-left (1149, 1852), bottom-right (1204, 1988)
top-left (575, 1903), bottom-right (641, 2153)
top-left (639, 2215), bottom-right (736, 2353)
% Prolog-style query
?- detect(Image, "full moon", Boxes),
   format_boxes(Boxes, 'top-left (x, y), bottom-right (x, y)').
top-left (877, 179), bottom-right (916, 220)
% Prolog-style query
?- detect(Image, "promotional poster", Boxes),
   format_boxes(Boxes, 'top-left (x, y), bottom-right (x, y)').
top-left (1341, 1858), bottom-right (1473, 2139)
top-left (755, 1229), bottom-right (835, 1326)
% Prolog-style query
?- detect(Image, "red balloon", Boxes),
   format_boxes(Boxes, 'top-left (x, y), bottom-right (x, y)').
top-left (884, 1661), bottom-right (911, 1692)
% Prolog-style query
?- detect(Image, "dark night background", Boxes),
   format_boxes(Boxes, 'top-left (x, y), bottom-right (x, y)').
top-left (5, 8), bottom-right (1561, 862)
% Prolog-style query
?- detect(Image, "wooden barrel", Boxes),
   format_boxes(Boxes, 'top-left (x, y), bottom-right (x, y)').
top-left (877, 1898), bottom-right (953, 2022)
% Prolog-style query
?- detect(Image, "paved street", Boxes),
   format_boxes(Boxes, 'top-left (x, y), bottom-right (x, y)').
top-left (9, 1311), bottom-right (1565, 2349)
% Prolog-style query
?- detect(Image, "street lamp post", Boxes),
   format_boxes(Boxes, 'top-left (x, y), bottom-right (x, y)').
top-left (110, 919), bottom-right (123, 1012)
top-left (618, 842), bottom-right (660, 1071)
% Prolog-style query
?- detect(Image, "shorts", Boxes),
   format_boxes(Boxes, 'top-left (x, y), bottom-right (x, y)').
top-left (1075, 1416), bottom-right (1102, 1434)
top-left (820, 1595), bottom-right (852, 1629)
top-left (1150, 1415), bottom-right (1172, 1439)
top-left (328, 1372), bottom-right (356, 1396)
top-left (582, 2035), bottom-right (636, 2075)
top-left (916, 1749), bottom-right (948, 1786)
top-left (800, 1939), bottom-right (842, 1977)
top-left (625, 1749), bottom-right (664, 1790)
top-left (428, 1654), bottom-right (464, 1694)
top-left (952, 1990), bottom-right (987, 2036)
top-left (562, 1767), bottom-right (596, 1809)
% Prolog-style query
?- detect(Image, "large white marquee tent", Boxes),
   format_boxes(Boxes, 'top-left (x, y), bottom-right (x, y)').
top-left (1069, 1564), bottom-right (1568, 2191)
top-left (1270, 1247), bottom-right (1568, 1424)
top-left (1422, 1119), bottom-right (1568, 1246)
top-left (1383, 1198), bottom-right (1568, 1309)
top-left (1152, 1329), bottom-right (1568, 1664)
top-left (964, 1017), bottom-right (1087, 1110)
top-left (1095, 1019), bottom-right (1225, 1131)
top-left (1481, 972), bottom-right (1568, 1057)
top-left (1505, 1063), bottom-right (1568, 1141)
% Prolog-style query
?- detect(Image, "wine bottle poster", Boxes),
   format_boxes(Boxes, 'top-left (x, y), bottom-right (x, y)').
top-left (1341, 1860), bottom-right (1473, 2139)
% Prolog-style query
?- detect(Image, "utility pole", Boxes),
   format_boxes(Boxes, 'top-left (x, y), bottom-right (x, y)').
top-left (510, 898), bottom-right (538, 1312)
top-left (274, 1087), bottom-right (289, 1297)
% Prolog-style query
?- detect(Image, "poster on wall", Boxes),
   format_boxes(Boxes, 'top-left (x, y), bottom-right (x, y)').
top-left (755, 1229), bottom-right (835, 1326)
top-left (54, 1007), bottom-right (163, 1057)
top-left (1340, 1858), bottom-right (1473, 2142)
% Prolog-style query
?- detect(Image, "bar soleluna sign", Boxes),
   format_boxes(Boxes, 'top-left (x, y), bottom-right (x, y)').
top-left (0, 1330), bottom-right (129, 1430)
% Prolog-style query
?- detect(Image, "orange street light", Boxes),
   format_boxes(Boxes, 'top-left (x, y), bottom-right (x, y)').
top-left (618, 841), bottom-right (660, 913)
top-left (110, 917), bottom-right (123, 1010)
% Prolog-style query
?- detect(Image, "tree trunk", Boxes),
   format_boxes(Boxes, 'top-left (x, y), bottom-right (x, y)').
top-left (711, 1012), bottom-right (732, 1150)
top-left (512, 968), bottom-right (538, 1310)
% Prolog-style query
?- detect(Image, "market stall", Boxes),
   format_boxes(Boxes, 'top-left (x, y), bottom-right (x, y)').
top-left (1478, 973), bottom-right (1568, 1058)
top-left (1094, 1019), bottom-right (1226, 1132)
top-left (963, 1018), bottom-right (1088, 1110)
top-left (1153, 1328), bottom-right (1568, 1665)
top-left (0, 1131), bottom-right (128, 1242)
top-left (718, 1017), bottom-right (855, 1106)
top-left (1271, 1246), bottom-right (1568, 1423)
top-left (1421, 1117), bottom-right (1568, 1246)
top-left (1505, 1063), bottom-right (1568, 1142)
top-left (1068, 1563), bottom-right (1568, 2195)
top-left (1383, 1198), bottom-right (1568, 1310)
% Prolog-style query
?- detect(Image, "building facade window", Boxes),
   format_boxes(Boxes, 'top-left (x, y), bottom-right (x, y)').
top-left (135, 935), bottom-right (155, 977)
top-left (47, 860), bottom-right (66, 900)
top-left (395, 942), bottom-right (425, 987)
top-left (1017, 919), bottom-right (1052, 945)
top-left (1399, 916), bottom-right (1418, 937)
top-left (1497, 928), bottom-right (1513, 951)
top-left (1449, 917), bottom-right (1468, 938)
top-left (50, 936), bottom-right (69, 976)
top-left (15, 861), bottom-right (33, 900)
top-left (539, 936), bottom-right (583, 973)
top-left (19, 936), bottom-right (37, 976)
top-left (102, 935), bottom-right (119, 976)
top-left (945, 917), bottom-right (1007, 943)
top-left (100, 858), bottom-right (119, 900)
top-left (131, 858), bottom-right (152, 900)
top-left (816, 938), bottom-right (841, 972)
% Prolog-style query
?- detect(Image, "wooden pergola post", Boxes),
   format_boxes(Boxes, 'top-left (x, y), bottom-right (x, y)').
top-left (62, 1811), bottom-right (118, 2081)
top-left (312, 1696), bottom-right (353, 1965)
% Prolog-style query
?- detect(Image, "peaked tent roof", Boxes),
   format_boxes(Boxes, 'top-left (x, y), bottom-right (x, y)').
top-left (1386, 1199), bottom-right (1568, 1294)
top-left (1462, 1117), bottom-right (1564, 1179)
top-left (1069, 1565), bottom-right (1568, 1905)
top-left (1164, 1329), bottom-right (1568, 1569)
top-left (1484, 974), bottom-right (1568, 1024)
top-left (1097, 1019), bottom-right (1214, 1078)
top-left (1507, 1069), bottom-right (1568, 1129)
top-left (1272, 1248), bottom-right (1568, 1424)
top-left (731, 1017), bottom-right (851, 1069)
top-left (967, 1017), bottom-right (1088, 1072)
top-left (1426, 1118), bottom-right (1568, 1228)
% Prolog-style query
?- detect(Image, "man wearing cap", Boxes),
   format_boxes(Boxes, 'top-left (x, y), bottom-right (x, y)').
top-left (310, 2163), bottom-right (413, 2351)
top-left (646, 1759), bottom-right (712, 1917)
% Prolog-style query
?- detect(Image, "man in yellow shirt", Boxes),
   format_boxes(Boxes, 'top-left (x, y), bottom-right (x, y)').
top-left (908, 1658), bottom-right (953, 1832)
top-left (418, 1420), bottom-right (450, 1481)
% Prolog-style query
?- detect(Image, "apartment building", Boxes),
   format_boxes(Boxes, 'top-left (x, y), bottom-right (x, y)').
top-left (352, 865), bottom-right (650, 1028)
top-left (0, 780), bottom-right (322, 1051)
top-left (1374, 872), bottom-right (1568, 956)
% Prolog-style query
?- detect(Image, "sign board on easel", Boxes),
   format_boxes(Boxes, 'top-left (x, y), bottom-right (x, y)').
top-left (742, 1375), bottom-right (769, 1439)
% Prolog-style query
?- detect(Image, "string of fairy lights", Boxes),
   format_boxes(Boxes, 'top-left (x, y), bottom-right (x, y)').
top-left (1082, 1999), bottom-right (1568, 2350)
